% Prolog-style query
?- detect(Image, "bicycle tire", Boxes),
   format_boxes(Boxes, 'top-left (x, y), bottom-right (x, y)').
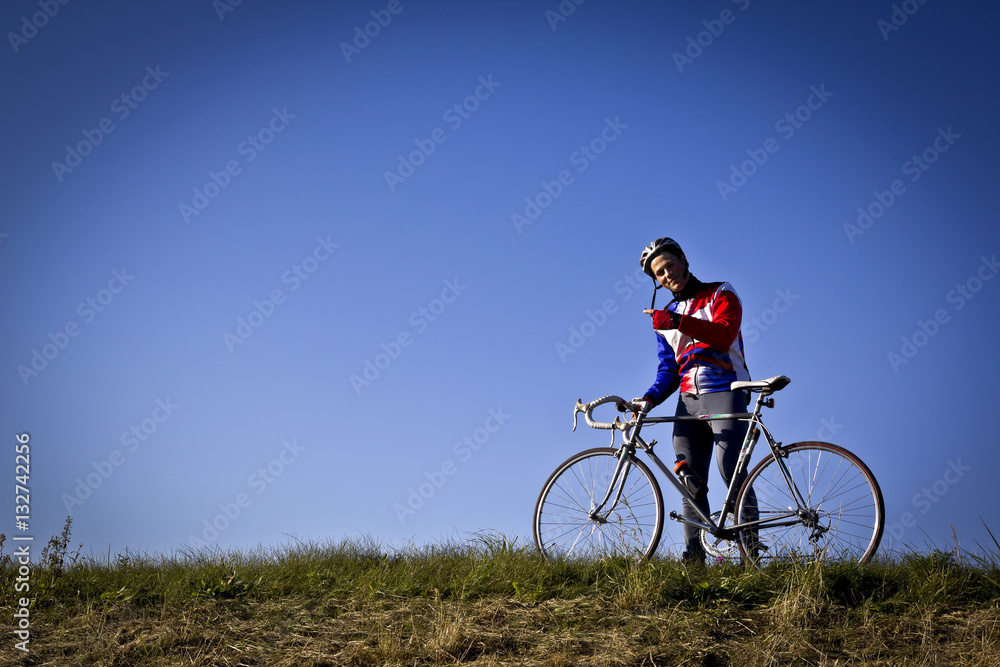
top-left (534, 447), bottom-right (664, 561)
top-left (735, 441), bottom-right (884, 568)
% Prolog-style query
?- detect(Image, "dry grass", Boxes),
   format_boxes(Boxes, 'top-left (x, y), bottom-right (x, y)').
top-left (16, 594), bottom-right (997, 666)
top-left (2, 522), bottom-right (1000, 666)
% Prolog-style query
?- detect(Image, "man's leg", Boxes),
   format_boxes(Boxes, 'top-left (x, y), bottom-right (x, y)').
top-left (706, 390), bottom-right (759, 558)
top-left (673, 393), bottom-right (713, 560)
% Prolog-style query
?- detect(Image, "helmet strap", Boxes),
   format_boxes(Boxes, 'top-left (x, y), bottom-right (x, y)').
top-left (650, 278), bottom-right (661, 310)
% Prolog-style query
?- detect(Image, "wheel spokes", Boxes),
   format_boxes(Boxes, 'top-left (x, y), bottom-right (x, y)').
top-left (738, 444), bottom-right (883, 567)
top-left (536, 450), bottom-right (663, 560)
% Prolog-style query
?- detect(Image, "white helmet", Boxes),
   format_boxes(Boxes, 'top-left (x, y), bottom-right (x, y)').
top-left (639, 237), bottom-right (686, 277)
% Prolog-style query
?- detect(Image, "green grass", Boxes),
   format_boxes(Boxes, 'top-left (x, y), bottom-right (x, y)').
top-left (2, 519), bottom-right (1000, 665)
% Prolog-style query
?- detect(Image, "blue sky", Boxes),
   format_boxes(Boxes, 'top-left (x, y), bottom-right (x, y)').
top-left (3, 0), bottom-right (999, 560)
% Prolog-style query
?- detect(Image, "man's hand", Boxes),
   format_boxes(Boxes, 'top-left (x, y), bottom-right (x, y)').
top-left (631, 396), bottom-right (653, 420)
top-left (644, 308), bottom-right (680, 330)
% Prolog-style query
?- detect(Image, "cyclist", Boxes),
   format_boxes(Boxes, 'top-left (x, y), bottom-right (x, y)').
top-left (632, 237), bottom-right (756, 565)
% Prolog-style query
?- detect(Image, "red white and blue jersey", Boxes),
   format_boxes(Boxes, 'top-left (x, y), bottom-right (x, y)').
top-left (645, 280), bottom-right (750, 404)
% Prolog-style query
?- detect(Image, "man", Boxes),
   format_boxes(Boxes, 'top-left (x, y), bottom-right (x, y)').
top-left (633, 237), bottom-right (754, 564)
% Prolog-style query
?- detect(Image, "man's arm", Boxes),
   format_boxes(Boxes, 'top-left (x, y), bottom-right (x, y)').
top-left (644, 332), bottom-right (680, 407)
top-left (676, 290), bottom-right (742, 351)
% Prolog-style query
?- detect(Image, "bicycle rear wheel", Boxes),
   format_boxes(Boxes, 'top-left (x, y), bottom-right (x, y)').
top-left (736, 441), bottom-right (884, 568)
top-left (534, 447), bottom-right (664, 561)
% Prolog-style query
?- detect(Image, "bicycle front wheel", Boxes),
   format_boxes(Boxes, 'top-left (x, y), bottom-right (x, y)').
top-left (736, 441), bottom-right (884, 567)
top-left (534, 447), bottom-right (664, 561)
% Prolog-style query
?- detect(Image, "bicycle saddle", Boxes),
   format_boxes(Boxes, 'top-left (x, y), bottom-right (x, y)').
top-left (731, 375), bottom-right (791, 393)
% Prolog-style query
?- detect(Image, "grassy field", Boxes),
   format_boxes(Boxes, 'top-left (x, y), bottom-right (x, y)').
top-left (2, 519), bottom-right (1000, 666)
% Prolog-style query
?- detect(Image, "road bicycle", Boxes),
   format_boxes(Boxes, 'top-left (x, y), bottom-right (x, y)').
top-left (533, 375), bottom-right (885, 567)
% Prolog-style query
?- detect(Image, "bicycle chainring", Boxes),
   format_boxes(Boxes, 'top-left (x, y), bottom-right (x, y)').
top-left (700, 511), bottom-right (741, 562)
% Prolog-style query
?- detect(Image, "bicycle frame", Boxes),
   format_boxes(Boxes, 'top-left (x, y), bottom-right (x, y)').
top-left (587, 391), bottom-right (800, 540)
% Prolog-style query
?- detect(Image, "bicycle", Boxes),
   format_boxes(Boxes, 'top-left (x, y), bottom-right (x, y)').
top-left (532, 375), bottom-right (885, 567)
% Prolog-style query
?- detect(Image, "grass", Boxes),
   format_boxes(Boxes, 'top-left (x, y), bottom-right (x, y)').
top-left (2, 519), bottom-right (1000, 665)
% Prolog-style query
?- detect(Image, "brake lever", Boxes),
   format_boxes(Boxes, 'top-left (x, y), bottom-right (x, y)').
top-left (572, 399), bottom-right (585, 431)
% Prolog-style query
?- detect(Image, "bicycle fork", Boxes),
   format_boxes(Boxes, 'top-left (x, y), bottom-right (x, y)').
top-left (587, 448), bottom-right (635, 523)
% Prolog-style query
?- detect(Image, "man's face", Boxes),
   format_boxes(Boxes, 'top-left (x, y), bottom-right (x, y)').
top-left (651, 252), bottom-right (689, 293)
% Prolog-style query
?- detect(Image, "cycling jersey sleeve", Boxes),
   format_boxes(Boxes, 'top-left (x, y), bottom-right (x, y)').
top-left (676, 290), bottom-right (742, 351)
top-left (644, 331), bottom-right (680, 407)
